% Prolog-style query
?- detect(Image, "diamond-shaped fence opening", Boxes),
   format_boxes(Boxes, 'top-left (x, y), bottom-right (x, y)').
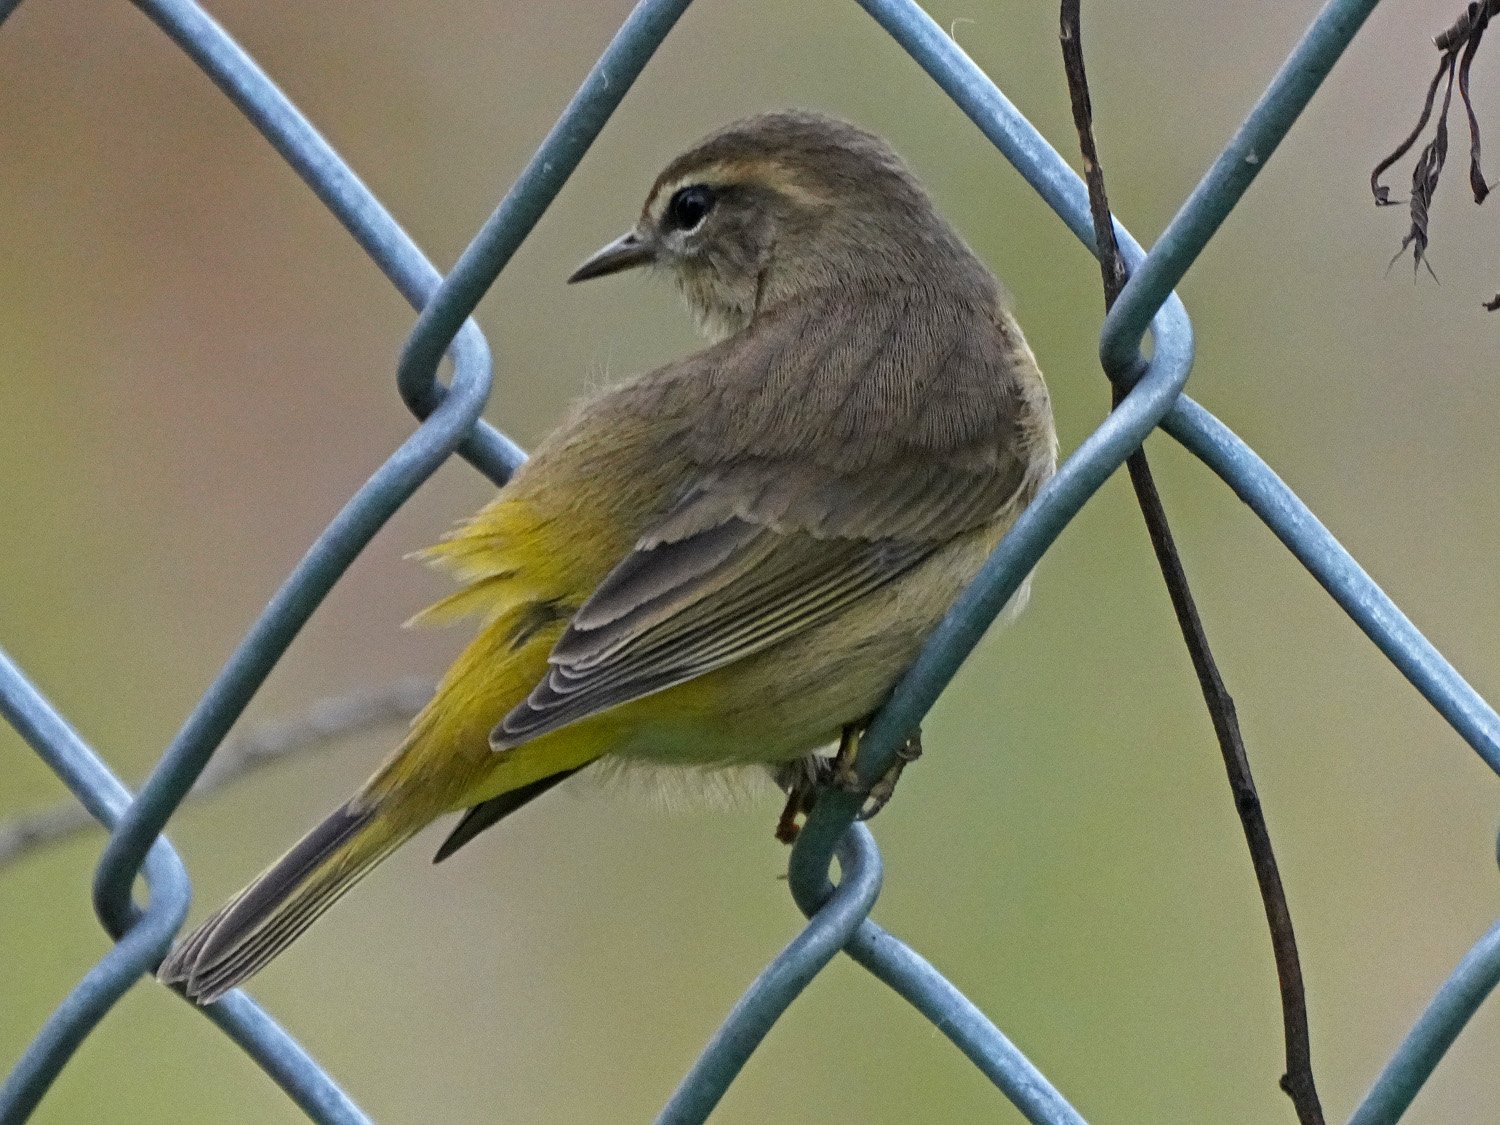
top-left (3, 0), bottom-right (1499, 1122)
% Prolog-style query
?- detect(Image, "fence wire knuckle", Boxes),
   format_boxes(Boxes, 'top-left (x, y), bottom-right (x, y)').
top-left (3, 0), bottom-right (1498, 1122)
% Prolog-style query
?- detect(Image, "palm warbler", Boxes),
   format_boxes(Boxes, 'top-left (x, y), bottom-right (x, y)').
top-left (160, 109), bottom-right (1057, 1003)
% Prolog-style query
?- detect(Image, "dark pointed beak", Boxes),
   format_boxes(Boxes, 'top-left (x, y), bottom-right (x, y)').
top-left (567, 229), bottom-right (655, 283)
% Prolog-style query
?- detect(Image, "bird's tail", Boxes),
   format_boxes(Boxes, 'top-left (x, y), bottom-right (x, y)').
top-left (157, 582), bottom-right (613, 1002)
top-left (157, 793), bottom-right (421, 1004)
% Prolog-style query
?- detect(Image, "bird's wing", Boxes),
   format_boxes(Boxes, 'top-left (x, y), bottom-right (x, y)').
top-left (492, 288), bottom-right (1040, 748)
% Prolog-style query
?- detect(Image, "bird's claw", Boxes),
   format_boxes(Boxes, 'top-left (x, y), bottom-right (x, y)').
top-left (773, 727), bottom-right (922, 842)
top-left (854, 732), bottom-right (923, 822)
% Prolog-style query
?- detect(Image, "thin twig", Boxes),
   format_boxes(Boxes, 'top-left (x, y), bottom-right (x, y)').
top-left (1059, 4), bottom-right (1324, 1122)
top-left (0, 677), bottom-right (435, 869)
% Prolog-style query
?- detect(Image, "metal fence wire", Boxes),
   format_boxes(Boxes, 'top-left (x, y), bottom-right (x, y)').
top-left (3, 0), bottom-right (1498, 1121)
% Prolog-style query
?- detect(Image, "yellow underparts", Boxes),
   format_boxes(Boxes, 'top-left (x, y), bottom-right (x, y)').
top-left (367, 491), bottom-right (742, 821)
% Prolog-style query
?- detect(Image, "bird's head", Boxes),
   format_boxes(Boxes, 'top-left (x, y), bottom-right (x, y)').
top-left (569, 110), bottom-right (990, 339)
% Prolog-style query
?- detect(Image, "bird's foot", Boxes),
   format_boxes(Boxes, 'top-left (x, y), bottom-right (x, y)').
top-left (774, 757), bottom-right (832, 844)
top-left (851, 730), bottom-right (922, 822)
top-left (773, 727), bottom-right (923, 842)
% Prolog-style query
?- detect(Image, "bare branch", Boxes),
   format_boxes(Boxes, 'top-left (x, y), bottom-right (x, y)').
top-left (0, 677), bottom-right (435, 870)
top-left (1060, 3), bottom-right (1324, 1121)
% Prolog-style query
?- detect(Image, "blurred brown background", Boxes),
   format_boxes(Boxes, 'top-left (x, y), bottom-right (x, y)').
top-left (3, 1), bottom-right (1500, 1121)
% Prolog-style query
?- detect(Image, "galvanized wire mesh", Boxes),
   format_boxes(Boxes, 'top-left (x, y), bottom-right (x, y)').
top-left (3, 0), bottom-right (1497, 1122)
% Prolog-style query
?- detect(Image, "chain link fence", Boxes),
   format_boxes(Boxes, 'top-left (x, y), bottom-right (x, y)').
top-left (4, 0), bottom-right (1499, 1121)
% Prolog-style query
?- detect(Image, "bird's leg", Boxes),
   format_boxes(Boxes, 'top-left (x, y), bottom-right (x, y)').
top-left (774, 726), bottom-right (923, 841)
top-left (774, 783), bottom-right (808, 845)
top-left (831, 724), bottom-right (862, 790)
top-left (773, 756), bottom-right (833, 844)
top-left (827, 724), bottom-right (924, 821)
top-left (853, 729), bottom-right (923, 822)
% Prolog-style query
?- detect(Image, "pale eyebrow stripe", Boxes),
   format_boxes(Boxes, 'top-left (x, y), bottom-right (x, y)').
top-left (646, 159), bottom-right (829, 218)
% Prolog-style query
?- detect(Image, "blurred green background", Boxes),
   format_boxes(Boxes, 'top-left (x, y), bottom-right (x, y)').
top-left (4, 1), bottom-right (1500, 1121)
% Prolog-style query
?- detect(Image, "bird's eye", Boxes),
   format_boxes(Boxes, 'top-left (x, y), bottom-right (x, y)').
top-left (665, 184), bottom-right (716, 232)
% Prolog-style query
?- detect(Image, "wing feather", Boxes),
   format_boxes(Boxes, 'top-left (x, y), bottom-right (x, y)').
top-left (491, 285), bottom-right (1041, 749)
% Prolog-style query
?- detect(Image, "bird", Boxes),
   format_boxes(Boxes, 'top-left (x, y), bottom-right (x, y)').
top-left (158, 109), bottom-right (1057, 1004)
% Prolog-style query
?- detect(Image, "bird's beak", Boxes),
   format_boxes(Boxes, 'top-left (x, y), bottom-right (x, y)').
top-left (567, 229), bottom-right (655, 284)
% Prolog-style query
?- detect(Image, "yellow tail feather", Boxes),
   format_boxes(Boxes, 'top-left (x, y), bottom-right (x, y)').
top-left (160, 519), bottom-right (620, 1001)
